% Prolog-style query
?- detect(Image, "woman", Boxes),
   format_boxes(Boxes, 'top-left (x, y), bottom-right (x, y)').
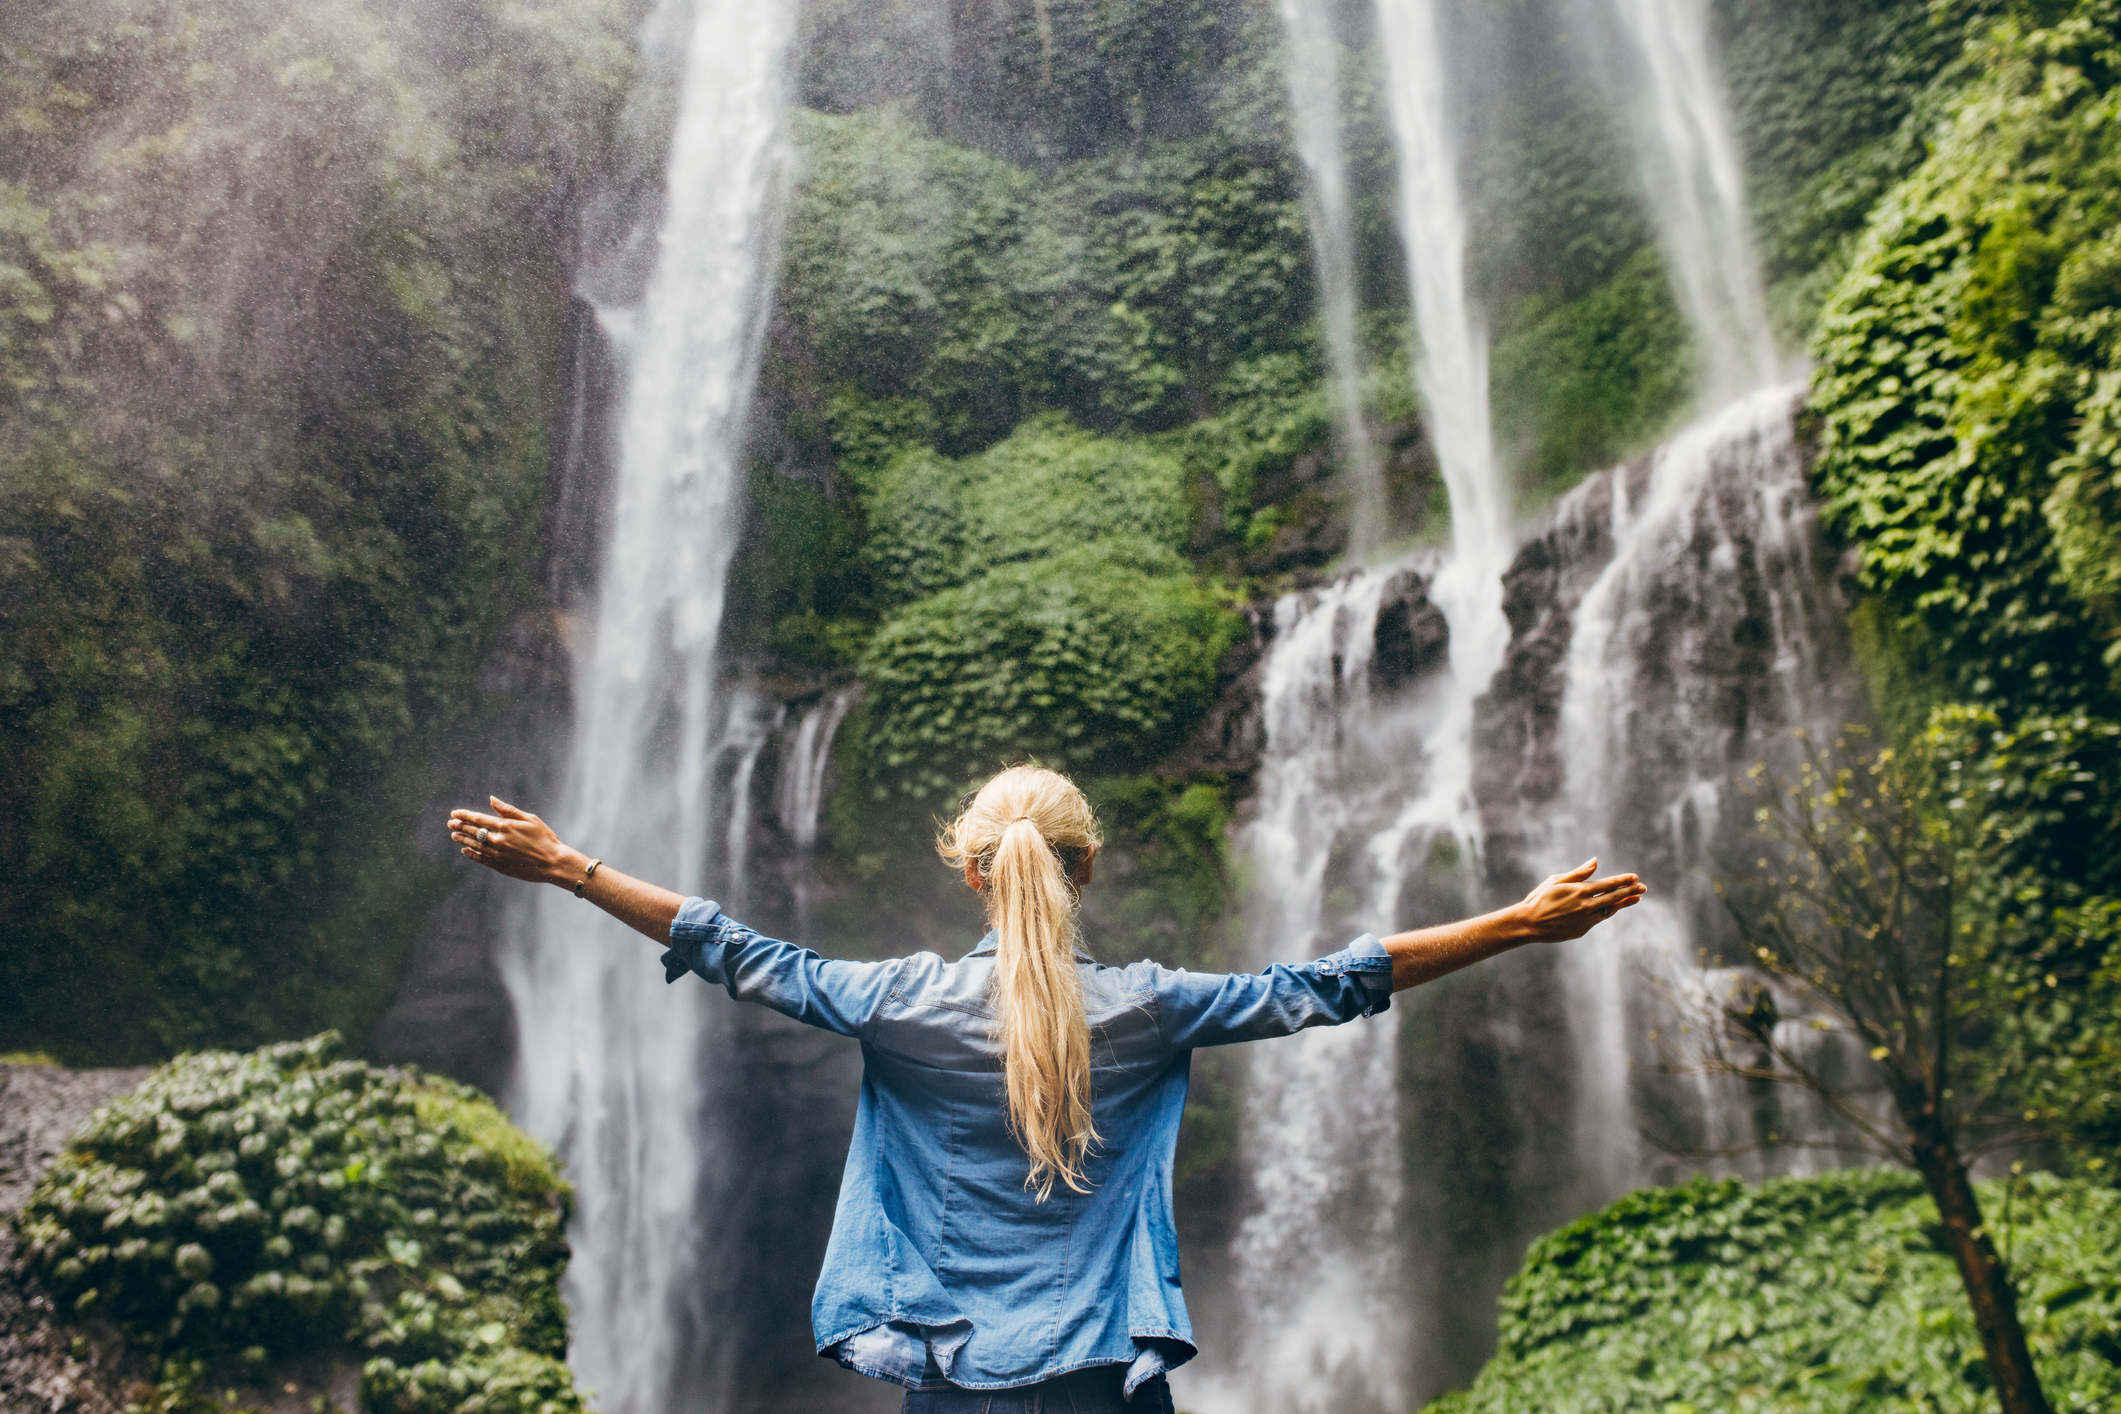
top-left (449, 764), bottom-right (1643, 1414)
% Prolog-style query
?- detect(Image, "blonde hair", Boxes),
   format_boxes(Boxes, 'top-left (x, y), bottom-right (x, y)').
top-left (937, 764), bottom-right (1104, 1199)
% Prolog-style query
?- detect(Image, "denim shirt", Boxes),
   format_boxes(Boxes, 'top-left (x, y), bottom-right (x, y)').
top-left (660, 898), bottom-right (1393, 1399)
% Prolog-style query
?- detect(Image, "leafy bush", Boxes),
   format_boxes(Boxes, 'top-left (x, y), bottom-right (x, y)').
top-left (779, 105), bottom-right (1313, 449)
top-left (1489, 247), bottom-right (1690, 498)
top-left (13, 1033), bottom-right (584, 1414)
top-left (1808, 0), bottom-right (2121, 720)
top-left (858, 546), bottom-right (1240, 799)
top-left (1429, 1169), bottom-right (2121, 1414)
top-left (858, 412), bottom-right (1193, 605)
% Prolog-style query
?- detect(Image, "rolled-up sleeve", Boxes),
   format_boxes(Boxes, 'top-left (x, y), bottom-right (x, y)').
top-left (1150, 934), bottom-right (1393, 1049)
top-left (661, 898), bottom-right (901, 1038)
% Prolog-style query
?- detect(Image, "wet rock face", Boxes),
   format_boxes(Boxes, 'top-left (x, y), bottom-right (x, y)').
top-left (1471, 393), bottom-right (1859, 903)
top-left (1369, 568), bottom-right (1452, 695)
top-left (1471, 461), bottom-right (1633, 889)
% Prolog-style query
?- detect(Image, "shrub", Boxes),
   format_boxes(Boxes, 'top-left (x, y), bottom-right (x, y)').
top-left (858, 546), bottom-right (1240, 799)
top-left (13, 1033), bottom-right (585, 1414)
top-left (1808, 1), bottom-right (2121, 720)
top-left (1429, 1169), bottom-right (2121, 1413)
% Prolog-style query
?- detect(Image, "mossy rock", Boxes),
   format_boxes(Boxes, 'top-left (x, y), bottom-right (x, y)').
top-left (12, 1033), bottom-right (587, 1414)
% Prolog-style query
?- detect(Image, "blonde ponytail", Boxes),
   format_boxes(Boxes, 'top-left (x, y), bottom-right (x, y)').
top-left (938, 765), bottom-right (1103, 1199)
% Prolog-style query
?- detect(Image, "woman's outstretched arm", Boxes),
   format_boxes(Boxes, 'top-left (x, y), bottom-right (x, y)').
top-left (1381, 858), bottom-right (1647, 992)
top-left (448, 798), bottom-right (682, 943)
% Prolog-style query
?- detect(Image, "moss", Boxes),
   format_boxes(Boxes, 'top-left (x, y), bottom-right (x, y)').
top-left (13, 1033), bottom-right (583, 1414)
top-left (0, 0), bottom-right (631, 1063)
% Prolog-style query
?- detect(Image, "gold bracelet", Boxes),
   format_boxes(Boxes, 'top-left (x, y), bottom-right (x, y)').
top-left (574, 858), bottom-right (603, 898)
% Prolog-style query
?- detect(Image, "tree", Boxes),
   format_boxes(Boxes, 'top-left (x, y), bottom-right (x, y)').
top-left (1684, 724), bottom-right (2053, 1414)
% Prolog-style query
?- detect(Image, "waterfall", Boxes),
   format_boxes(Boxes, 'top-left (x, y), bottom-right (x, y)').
top-left (775, 688), bottom-right (856, 930)
top-left (1274, 0), bottom-right (1384, 556)
top-left (1512, 384), bottom-right (1857, 1199)
top-left (1604, 0), bottom-right (1777, 399)
top-left (1192, 568), bottom-right (1449, 1414)
top-left (499, 0), bottom-right (797, 1407)
top-left (777, 689), bottom-right (856, 853)
top-left (1196, 3), bottom-right (1516, 1407)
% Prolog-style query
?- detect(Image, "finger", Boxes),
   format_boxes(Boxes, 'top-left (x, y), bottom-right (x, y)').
top-left (1586, 872), bottom-right (1639, 890)
top-left (1556, 858), bottom-right (1597, 882)
top-left (455, 811), bottom-right (504, 832)
top-left (1585, 882), bottom-right (1646, 905)
top-left (491, 797), bottom-right (532, 820)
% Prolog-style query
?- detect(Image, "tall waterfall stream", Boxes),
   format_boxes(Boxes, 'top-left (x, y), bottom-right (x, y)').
top-left (501, 0), bottom-right (797, 1408)
top-left (500, 0), bottom-right (1861, 1409)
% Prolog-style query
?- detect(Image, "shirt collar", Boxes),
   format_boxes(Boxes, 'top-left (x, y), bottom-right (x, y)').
top-left (962, 930), bottom-right (1095, 963)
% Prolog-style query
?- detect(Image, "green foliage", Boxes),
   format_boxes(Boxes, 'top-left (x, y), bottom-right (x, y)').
top-left (721, 468), bottom-right (869, 667)
top-left (0, 0), bottom-right (630, 1063)
top-left (780, 104), bottom-right (1313, 449)
top-left (1725, 0), bottom-right (1986, 337)
top-left (1808, 1), bottom-right (2121, 719)
top-left (1921, 708), bottom-right (2121, 900)
top-left (13, 1034), bottom-right (583, 1414)
top-left (1429, 1168), bottom-right (2121, 1414)
top-left (837, 410), bottom-right (1239, 800)
top-left (1157, 349), bottom-right (1338, 549)
top-left (1490, 247), bottom-right (1691, 498)
top-left (1999, 898), bottom-right (2121, 1178)
top-left (858, 547), bottom-right (1240, 799)
top-left (1079, 775), bottom-right (1238, 973)
top-left (858, 412), bottom-right (1193, 603)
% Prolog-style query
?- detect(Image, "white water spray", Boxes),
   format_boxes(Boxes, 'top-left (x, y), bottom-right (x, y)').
top-left (1187, 568), bottom-right (1447, 1414)
top-left (1536, 384), bottom-right (1847, 1199)
top-left (500, 0), bottom-right (796, 1407)
top-left (1202, 4), bottom-right (1518, 1407)
top-left (1605, 0), bottom-right (1777, 399)
top-left (1275, 0), bottom-right (1384, 556)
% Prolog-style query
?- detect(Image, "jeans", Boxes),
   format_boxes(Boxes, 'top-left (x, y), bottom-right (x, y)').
top-left (900, 1368), bottom-right (1175, 1414)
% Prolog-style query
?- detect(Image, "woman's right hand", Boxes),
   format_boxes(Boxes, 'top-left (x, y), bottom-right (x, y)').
top-left (1515, 858), bottom-right (1647, 943)
top-left (448, 796), bottom-right (586, 888)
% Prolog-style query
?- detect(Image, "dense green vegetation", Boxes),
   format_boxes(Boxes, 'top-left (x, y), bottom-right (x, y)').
top-left (14, 1034), bottom-right (583, 1414)
top-left (0, 0), bottom-right (2013, 1064)
top-left (1428, 1169), bottom-right (2121, 1413)
top-left (1803, 0), bottom-right (2121, 1190)
top-left (1811, 1), bottom-right (2121, 722)
top-left (0, 0), bottom-right (631, 1063)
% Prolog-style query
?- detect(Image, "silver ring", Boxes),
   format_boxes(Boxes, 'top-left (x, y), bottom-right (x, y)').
top-left (477, 828), bottom-right (491, 845)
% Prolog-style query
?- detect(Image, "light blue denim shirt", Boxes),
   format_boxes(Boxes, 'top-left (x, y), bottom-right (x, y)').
top-left (660, 897), bottom-right (1393, 1399)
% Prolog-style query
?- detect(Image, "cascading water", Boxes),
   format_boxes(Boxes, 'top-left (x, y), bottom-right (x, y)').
top-left (1187, 570), bottom-right (1443, 1414)
top-left (1198, 2), bottom-right (1516, 1405)
top-left (1274, 0), bottom-right (1384, 555)
top-left (1604, 0), bottom-right (1778, 399)
top-left (1485, 384), bottom-right (1860, 1205)
top-left (1534, 0), bottom-right (1828, 1200)
top-left (775, 688), bottom-right (856, 931)
top-left (778, 690), bottom-right (856, 854)
top-left (499, 0), bottom-right (797, 1408)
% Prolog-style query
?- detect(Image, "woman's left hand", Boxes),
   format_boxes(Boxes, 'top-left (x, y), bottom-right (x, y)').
top-left (1515, 858), bottom-right (1647, 943)
top-left (448, 797), bottom-right (582, 887)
